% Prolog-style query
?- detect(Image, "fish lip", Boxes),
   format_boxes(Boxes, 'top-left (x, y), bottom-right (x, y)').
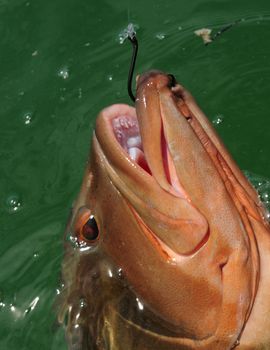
top-left (136, 70), bottom-right (176, 91)
top-left (136, 70), bottom-right (165, 90)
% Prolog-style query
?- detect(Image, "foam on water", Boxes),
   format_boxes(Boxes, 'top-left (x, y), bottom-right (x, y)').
top-left (245, 171), bottom-right (270, 221)
top-left (118, 23), bottom-right (139, 44)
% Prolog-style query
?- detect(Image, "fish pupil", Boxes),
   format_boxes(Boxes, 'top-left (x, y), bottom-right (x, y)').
top-left (81, 216), bottom-right (99, 241)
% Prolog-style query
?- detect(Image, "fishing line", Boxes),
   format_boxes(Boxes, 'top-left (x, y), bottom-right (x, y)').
top-left (127, 0), bottom-right (130, 23)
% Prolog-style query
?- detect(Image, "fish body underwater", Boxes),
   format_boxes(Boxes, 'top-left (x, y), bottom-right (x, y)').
top-left (59, 71), bottom-right (270, 350)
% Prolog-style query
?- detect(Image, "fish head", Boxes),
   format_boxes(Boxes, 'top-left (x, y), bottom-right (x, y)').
top-left (66, 70), bottom-right (269, 347)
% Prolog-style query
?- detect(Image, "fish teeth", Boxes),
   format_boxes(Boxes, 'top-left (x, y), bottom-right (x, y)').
top-left (127, 136), bottom-right (142, 148)
top-left (128, 147), bottom-right (143, 161)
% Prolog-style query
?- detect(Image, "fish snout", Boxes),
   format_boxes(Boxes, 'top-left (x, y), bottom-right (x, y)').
top-left (136, 70), bottom-right (177, 95)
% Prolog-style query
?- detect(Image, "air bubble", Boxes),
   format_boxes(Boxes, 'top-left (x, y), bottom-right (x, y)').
top-left (117, 268), bottom-right (123, 278)
top-left (259, 187), bottom-right (270, 219)
top-left (58, 67), bottom-right (69, 80)
top-left (9, 303), bottom-right (23, 319)
top-left (212, 114), bottom-right (224, 125)
top-left (261, 192), bottom-right (269, 202)
top-left (56, 283), bottom-right (65, 296)
top-left (6, 194), bottom-right (22, 213)
top-left (79, 299), bottom-right (87, 308)
top-left (156, 32), bottom-right (166, 40)
top-left (23, 112), bottom-right (33, 125)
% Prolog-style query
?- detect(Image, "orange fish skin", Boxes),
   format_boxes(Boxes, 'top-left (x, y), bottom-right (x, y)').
top-left (61, 71), bottom-right (270, 350)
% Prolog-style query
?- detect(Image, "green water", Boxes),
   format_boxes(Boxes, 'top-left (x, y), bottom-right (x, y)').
top-left (0, 0), bottom-right (269, 349)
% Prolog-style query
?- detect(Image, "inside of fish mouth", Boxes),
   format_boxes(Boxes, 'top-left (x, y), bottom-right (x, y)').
top-left (109, 85), bottom-right (189, 174)
top-left (111, 113), bottom-right (152, 174)
top-left (110, 109), bottom-right (182, 193)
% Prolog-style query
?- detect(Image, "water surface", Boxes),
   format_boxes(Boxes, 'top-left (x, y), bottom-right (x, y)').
top-left (0, 0), bottom-right (269, 349)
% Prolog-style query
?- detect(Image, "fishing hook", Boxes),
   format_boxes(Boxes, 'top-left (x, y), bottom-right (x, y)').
top-left (127, 31), bottom-right (138, 102)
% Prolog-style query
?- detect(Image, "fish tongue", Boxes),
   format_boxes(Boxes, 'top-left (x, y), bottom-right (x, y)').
top-left (128, 147), bottom-right (143, 161)
top-left (129, 147), bottom-right (151, 174)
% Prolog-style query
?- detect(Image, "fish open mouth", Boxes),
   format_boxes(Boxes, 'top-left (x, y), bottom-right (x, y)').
top-left (94, 70), bottom-right (263, 258)
top-left (94, 71), bottom-right (215, 257)
top-left (98, 72), bottom-right (190, 198)
top-left (109, 105), bottom-right (187, 199)
top-left (100, 110), bottom-right (187, 206)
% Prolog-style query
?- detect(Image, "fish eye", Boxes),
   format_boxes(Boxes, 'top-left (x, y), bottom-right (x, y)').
top-left (74, 207), bottom-right (99, 244)
top-left (80, 215), bottom-right (99, 242)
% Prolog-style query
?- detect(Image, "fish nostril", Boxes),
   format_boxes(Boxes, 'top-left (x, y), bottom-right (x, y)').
top-left (167, 74), bottom-right (177, 87)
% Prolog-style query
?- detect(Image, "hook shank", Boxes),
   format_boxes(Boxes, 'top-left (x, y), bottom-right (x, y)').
top-left (127, 35), bottom-right (138, 102)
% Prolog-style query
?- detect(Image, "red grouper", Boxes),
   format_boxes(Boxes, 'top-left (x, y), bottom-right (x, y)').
top-left (59, 71), bottom-right (270, 350)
